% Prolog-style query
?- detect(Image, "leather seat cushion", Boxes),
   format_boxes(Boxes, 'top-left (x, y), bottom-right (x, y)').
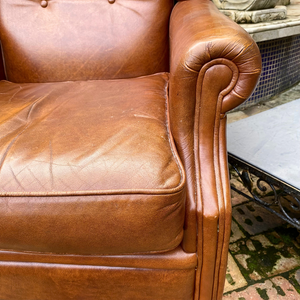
top-left (0, 73), bottom-right (186, 255)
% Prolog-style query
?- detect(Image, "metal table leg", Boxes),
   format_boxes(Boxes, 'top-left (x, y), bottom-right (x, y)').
top-left (228, 153), bottom-right (300, 230)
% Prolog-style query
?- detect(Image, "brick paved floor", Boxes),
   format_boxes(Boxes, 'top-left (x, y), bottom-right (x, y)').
top-left (223, 83), bottom-right (300, 299)
top-left (223, 182), bottom-right (300, 299)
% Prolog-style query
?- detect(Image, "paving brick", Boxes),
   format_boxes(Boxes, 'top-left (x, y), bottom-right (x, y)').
top-left (252, 233), bottom-right (284, 249)
top-left (235, 253), bottom-right (251, 271)
top-left (267, 252), bottom-right (300, 277)
top-left (246, 240), bottom-right (256, 251)
top-left (232, 202), bottom-right (285, 235)
top-left (223, 276), bottom-right (300, 299)
top-left (229, 231), bottom-right (300, 280)
top-left (294, 269), bottom-right (300, 285)
top-left (229, 242), bottom-right (241, 253)
top-left (271, 276), bottom-right (300, 299)
top-left (230, 220), bottom-right (246, 243)
top-left (230, 179), bottom-right (250, 206)
top-left (224, 253), bottom-right (248, 293)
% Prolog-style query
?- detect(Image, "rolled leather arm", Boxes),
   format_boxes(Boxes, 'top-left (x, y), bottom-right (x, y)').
top-left (169, 2), bottom-right (261, 299)
top-left (169, 0), bottom-right (261, 121)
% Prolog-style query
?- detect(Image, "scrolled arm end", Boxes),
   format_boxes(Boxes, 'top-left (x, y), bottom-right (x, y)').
top-left (169, 0), bottom-right (261, 115)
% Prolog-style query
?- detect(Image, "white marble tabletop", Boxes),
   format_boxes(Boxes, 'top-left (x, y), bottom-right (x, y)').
top-left (227, 99), bottom-right (300, 190)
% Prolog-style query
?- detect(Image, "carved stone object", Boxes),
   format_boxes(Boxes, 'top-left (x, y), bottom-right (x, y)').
top-left (213, 0), bottom-right (288, 23)
top-left (212, 0), bottom-right (279, 11)
top-left (277, 0), bottom-right (290, 5)
top-left (221, 6), bottom-right (287, 23)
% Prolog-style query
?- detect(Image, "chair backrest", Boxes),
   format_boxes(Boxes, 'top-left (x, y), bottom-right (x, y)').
top-left (0, 0), bottom-right (173, 83)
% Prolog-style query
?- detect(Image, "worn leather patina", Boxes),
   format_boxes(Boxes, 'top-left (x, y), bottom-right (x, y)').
top-left (0, 0), bottom-right (261, 299)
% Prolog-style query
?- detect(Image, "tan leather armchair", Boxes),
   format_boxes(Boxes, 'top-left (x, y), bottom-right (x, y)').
top-left (0, 0), bottom-right (261, 299)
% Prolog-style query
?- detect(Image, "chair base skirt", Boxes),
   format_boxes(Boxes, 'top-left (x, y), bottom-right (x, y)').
top-left (0, 247), bottom-right (196, 300)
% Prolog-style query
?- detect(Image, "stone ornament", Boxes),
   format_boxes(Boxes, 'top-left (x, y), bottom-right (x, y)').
top-left (212, 0), bottom-right (288, 23)
top-left (212, 0), bottom-right (279, 11)
top-left (277, 0), bottom-right (290, 5)
top-left (222, 6), bottom-right (287, 23)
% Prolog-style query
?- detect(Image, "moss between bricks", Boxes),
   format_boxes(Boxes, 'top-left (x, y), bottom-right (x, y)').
top-left (288, 268), bottom-right (300, 294)
top-left (230, 227), bottom-right (300, 282)
top-left (273, 284), bottom-right (286, 296)
top-left (256, 287), bottom-right (269, 300)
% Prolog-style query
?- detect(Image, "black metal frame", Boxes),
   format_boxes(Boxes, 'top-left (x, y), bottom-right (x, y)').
top-left (228, 153), bottom-right (300, 230)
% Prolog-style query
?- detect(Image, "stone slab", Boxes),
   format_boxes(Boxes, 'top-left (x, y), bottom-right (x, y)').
top-left (240, 0), bottom-right (300, 42)
top-left (247, 23), bottom-right (300, 42)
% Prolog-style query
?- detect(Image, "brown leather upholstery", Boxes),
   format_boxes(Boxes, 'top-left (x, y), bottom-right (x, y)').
top-left (0, 0), bottom-right (172, 82)
top-left (0, 247), bottom-right (197, 300)
top-left (0, 0), bottom-right (261, 298)
top-left (0, 43), bottom-right (5, 80)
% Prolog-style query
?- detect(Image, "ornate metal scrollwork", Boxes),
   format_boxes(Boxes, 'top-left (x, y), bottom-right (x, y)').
top-left (228, 153), bottom-right (300, 230)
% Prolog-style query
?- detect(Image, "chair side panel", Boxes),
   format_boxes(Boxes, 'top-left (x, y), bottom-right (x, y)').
top-left (0, 0), bottom-right (172, 83)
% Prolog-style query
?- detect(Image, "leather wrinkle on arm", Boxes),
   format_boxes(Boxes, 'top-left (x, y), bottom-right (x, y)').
top-left (231, 88), bottom-right (246, 100)
top-left (182, 61), bottom-right (199, 74)
top-left (231, 44), bottom-right (254, 64)
top-left (219, 42), bottom-right (246, 60)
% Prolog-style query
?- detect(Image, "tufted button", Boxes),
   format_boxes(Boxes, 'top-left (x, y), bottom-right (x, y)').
top-left (108, 0), bottom-right (115, 4)
top-left (41, 0), bottom-right (48, 7)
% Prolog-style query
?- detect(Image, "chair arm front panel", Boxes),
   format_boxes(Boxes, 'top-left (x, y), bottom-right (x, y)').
top-left (169, 1), bottom-right (261, 299)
